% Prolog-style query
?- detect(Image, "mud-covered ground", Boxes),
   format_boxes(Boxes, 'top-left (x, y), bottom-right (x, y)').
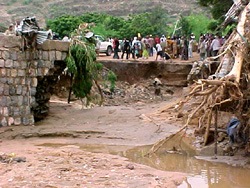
top-left (0, 140), bottom-right (184, 188)
top-left (0, 85), bottom-right (186, 188)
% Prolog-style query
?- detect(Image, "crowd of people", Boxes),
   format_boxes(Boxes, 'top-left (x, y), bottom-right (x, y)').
top-left (2, 21), bottom-right (228, 62)
top-left (110, 32), bottom-right (228, 62)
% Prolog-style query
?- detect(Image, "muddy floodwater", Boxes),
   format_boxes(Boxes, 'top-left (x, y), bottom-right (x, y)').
top-left (39, 140), bottom-right (250, 188)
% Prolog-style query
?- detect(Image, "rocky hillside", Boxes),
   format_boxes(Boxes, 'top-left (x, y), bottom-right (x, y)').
top-left (0, 0), bottom-right (204, 27)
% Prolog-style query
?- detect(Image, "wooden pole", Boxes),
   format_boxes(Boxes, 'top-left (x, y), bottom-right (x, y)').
top-left (214, 106), bottom-right (218, 159)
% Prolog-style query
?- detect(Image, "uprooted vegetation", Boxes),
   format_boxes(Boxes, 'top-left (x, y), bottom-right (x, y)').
top-left (146, 2), bottom-right (250, 156)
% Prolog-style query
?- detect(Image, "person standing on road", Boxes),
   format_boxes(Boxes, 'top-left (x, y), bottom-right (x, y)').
top-left (155, 43), bottom-right (163, 61)
top-left (181, 37), bottom-right (189, 60)
top-left (121, 38), bottom-right (130, 60)
top-left (199, 37), bottom-right (207, 60)
top-left (148, 35), bottom-right (154, 56)
top-left (188, 37), bottom-right (194, 58)
top-left (160, 35), bottom-right (167, 52)
top-left (113, 37), bottom-right (120, 59)
top-left (210, 36), bottom-right (221, 57)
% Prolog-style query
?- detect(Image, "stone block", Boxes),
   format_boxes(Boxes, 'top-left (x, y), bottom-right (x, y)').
top-left (13, 107), bottom-right (20, 117)
top-left (6, 77), bottom-right (13, 84)
top-left (20, 61), bottom-right (27, 69)
top-left (0, 96), bottom-right (5, 106)
top-left (62, 52), bottom-right (67, 60)
top-left (45, 61), bottom-right (51, 68)
top-left (37, 40), bottom-right (70, 52)
top-left (25, 78), bottom-right (31, 86)
top-left (42, 51), bottom-right (49, 60)
top-left (0, 59), bottom-right (4, 67)
top-left (22, 117), bottom-right (30, 126)
top-left (22, 86), bottom-right (28, 95)
top-left (8, 117), bottom-right (14, 126)
top-left (14, 78), bottom-right (21, 85)
top-left (0, 68), bottom-right (6, 76)
top-left (9, 86), bottom-right (15, 95)
top-left (25, 51), bottom-right (30, 60)
top-left (1, 117), bottom-right (7, 126)
top-left (6, 69), bottom-right (11, 77)
top-left (18, 70), bottom-right (26, 77)
top-left (21, 78), bottom-right (25, 85)
top-left (6, 97), bottom-right (11, 106)
top-left (11, 69), bottom-right (17, 77)
top-left (17, 52), bottom-right (26, 61)
top-left (0, 77), bottom-right (7, 84)
top-left (3, 107), bottom-right (8, 116)
top-left (13, 61), bottom-right (20, 68)
top-left (0, 97), bottom-right (11, 107)
top-left (2, 51), bottom-right (10, 60)
top-left (49, 51), bottom-right (56, 61)
top-left (14, 118), bottom-right (21, 125)
top-left (3, 85), bottom-right (9, 95)
top-left (16, 85), bottom-right (22, 95)
top-left (0, 85), bottom-right (3, 95)
top-left (34, 51), bottom-right (39, 60)
top-left (55, 41), bottom-right (70, 52)
top-left (30, 97), bottom-right (36, 107)
top-left (31, 78), bottom-right (37, 87)
top-left (20, 106), bottom-right (25, 116)
top-left (0, 35), bottom-right (22, 48)
top-left (37, 60), bottom-right (45, 68)
top-left (11, 96), bottom-right (18, 106)
top-left (10, 51), bottom-right (17, 60)
top-left (23, 96), bottom-right (29, 105)
top-left (17, 96), bottom-right (23, 106)
top-left (30, 87), bottom-right (36, 96)
top-left (5, 59), bottom-right (13, 67)
top-left (25, 107), bottom-right (30, 115)
top-left (56, 51), bottom-right (62, 60)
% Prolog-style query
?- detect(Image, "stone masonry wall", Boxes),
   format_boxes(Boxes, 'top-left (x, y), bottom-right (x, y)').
top-left (0, 35), bottom-right (69, 126)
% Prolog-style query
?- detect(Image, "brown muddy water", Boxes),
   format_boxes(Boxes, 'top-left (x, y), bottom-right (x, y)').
top-left (39, 140), bottom-right (250, 188)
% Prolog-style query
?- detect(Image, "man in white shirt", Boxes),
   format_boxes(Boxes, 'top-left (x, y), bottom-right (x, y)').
top-left (156, 43), bottom-right (163, 61)
top-left (210, 36), bottom-right (221, 57)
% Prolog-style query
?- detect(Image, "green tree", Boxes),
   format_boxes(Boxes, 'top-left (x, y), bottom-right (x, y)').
top-left (178, 15), bottom-right (191, 37)
top-left (197, 0), bottom-right (233, 21)
top-left (186, 14), bottom-right (212, 38)
top-left (46, 15), bottom-right (82, 37)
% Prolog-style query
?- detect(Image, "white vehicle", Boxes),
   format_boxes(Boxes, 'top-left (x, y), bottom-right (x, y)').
top-left (95, 35), bottom-right (113, 56)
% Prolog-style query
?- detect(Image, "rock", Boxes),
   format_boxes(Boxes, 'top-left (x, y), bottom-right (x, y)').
top-left (13, 157), bottom-right (26, 163)
top-left (54, 158), bottom-right (65, 164)
top-left (126, 164), bottom-right (134, 170)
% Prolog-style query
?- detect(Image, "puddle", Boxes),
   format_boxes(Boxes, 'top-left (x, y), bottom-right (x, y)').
top-left (38, 140), bottom-right (250, 188)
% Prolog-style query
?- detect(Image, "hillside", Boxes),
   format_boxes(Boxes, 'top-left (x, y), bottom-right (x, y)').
top-left (0, 0), bottom-right (204, 27)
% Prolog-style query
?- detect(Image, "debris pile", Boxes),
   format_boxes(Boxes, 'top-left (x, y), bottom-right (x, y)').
top-left (102, 79), bottom-right (177, 106)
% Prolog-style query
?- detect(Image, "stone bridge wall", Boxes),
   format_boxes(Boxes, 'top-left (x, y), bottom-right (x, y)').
top-left (0, 35), bottom-right (69, 126)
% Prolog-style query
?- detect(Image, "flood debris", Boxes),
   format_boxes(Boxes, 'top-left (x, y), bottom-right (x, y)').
top-left (0, 153), bottom-right (26, 163)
